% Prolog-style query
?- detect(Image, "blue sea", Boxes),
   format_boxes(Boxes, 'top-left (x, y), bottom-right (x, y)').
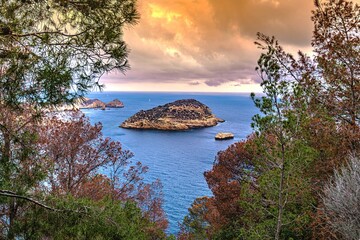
top-left (81, 91), bottom-right (259, 235)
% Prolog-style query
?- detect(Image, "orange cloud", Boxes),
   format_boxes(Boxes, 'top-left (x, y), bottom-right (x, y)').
top-left (101, 0), bottom-right (358, 92)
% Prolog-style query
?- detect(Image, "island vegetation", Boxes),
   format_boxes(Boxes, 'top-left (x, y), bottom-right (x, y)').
top-left (121, 99), bottom-right (224, 131)
top-left (0, 0), bottom-right (358, 239)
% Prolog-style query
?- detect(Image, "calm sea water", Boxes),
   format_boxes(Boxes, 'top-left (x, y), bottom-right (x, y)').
top-left (81, 91), bottom-right (258, 234)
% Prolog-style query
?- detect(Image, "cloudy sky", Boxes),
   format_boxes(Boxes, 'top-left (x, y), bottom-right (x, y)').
top-left (101, 0), bottom-right (319, 92)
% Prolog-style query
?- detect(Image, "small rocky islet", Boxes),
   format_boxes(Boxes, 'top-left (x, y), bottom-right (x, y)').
top-left (79, 98), bottom-right (124, 109)
top-left (215, 132), bottom-right (234, 140)
top-left (105, 99), bottom-right (125, 108)
top-left (120, 99), bottom-right (224, 131)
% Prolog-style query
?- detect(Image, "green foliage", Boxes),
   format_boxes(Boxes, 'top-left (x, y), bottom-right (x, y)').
top-left (0, 1), bottom-right (170, 239)
top-left (181, 1), bottom-right (360, 239)
top-left (14, 197), bottom-right (155, 240)
top-left (0, 110), bottom-right (168, 239)
top-left (0, 0), bottom-right (139, 108)
top-left (250, 32), bottom-right (318, 239)
top-left (179, 197), bottom-right (209, 240)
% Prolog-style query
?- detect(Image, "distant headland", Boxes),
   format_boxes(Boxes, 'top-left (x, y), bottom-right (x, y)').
top-left (120, 99), bottom-right (224, 130)
top-left (79, 98), bottom-right (124, 109)
top-left (55, 98), bottom-right (125, 111)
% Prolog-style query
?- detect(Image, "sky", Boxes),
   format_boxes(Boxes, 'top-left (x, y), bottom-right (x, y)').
top-left (101, 0), bottom-right (318, 92)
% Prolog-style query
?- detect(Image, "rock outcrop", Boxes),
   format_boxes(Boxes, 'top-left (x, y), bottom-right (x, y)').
top-left (79, 98), bottom-right (106, 109)
top-left (105, 99), bottom-right (124, 108)
top-left (215, 132), bottom-right (234, 140)
top-left (121, 99), bottom-right (224, 130)
top-left (54, 98), bottom-right (125, 111)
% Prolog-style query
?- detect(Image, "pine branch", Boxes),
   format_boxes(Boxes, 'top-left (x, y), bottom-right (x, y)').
top-left (0, 190), bottom-right (59, 212)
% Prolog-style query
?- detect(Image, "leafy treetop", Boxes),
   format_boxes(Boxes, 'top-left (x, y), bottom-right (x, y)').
top-left (0, 0), bottom-right (138, 108)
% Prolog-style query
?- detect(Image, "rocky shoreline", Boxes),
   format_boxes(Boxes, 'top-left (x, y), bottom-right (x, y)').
top-left (120, 99), bottom-right (224, 131)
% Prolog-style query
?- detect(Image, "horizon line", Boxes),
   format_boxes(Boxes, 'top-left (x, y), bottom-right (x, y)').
top-left (93, 90), bottom-right (264, 94)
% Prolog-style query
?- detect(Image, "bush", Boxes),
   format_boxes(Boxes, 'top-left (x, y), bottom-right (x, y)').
top-left (322, 156), bottom-right (360, 240)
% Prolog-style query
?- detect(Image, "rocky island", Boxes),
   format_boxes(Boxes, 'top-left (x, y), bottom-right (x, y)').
top-left (120, 99), bottom-right (224, 130)
top-left (57, 98), bottom-right (126, 111)
top-left (215, 132), bottom-right (234, 140)
top-left (77, 98), bottom-right (124, 109)
top-left (105, 99), bottom-right (124, 108)
top-left (80, 98), bottom-right (106, 109)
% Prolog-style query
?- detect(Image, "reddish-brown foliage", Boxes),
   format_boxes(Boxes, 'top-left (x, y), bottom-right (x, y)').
top-left (38, 111), bottom-right (133, 197)
top-left (37, 111), bottom-right (168, 234)
top-left (308, 1), bottom-right (360, 237)
top-left (136, 180), bottom-right (168, 238)
top-left (201, 136), bottom-right (260, 234)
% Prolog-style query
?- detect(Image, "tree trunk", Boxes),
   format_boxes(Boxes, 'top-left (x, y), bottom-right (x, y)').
top-left (1, 130), bottom-right (11, 167)
top-left (8, 199), bottom-right (16, 240)
top-left (1, 127), bottom-right (16, 239)
top-left (275, 144), bottom-right (285, 240)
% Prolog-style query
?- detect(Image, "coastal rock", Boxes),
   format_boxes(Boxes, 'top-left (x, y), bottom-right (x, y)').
top-left (215, 132), bottom-right (234, 140)
top-left (54, 98), bottom-right (125, 111)
top-left (105, 99), bottom-right (124, 108)
top-left (120, 99), bottom-right (224, 130)
top-left (79, 98), bottom-right (106, 109)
